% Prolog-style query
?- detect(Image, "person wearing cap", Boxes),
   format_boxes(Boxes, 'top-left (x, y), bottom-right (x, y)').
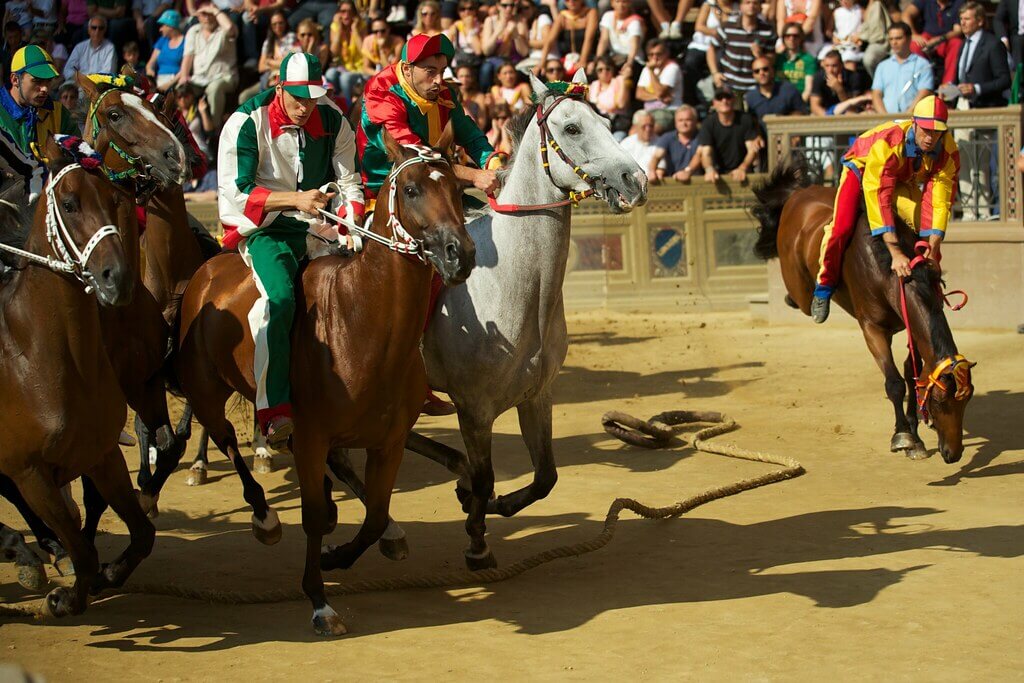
top-left (810, 94), bottom-right (960, 324)
top-left (145, 9), bottom-right (185, 91)
top-left (63, 15), bottom-right (118, 81)
top-left (0, 44), bottom-right (80, 198)
top-left (218, 51), bottom-right (364, 445)
top-left (358, 32), bottom-right (500, 199)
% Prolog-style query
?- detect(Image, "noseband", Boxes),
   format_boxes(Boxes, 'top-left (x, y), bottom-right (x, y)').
top-left (0, 164), bottom-right (121, 294)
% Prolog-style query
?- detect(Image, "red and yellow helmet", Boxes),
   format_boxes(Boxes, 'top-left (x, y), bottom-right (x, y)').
top-left (912, 95), bottom-right (949, 132)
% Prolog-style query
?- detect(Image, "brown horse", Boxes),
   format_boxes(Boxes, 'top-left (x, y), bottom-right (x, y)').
top-left (752, 155), bottom-right (974, 463)
top-left (0, 137), bottom-right (154, 617)
top-left (176, 131), bottom-right (474, 635)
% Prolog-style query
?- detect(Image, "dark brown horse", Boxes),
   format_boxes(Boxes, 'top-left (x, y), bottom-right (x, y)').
top-left (0, 137), bottom-right (154, 617)
top-left (752, 155), bottom-right (974, 463)
top-left (176, 131), bottom-right (474, 635)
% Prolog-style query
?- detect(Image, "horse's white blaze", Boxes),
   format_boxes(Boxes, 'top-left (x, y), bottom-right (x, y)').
top-left (429, 170), bottom-right (444, 182)
top-left (252, 507), bottom-right (280, 530)
top-left (121, 93), bottom-right (186, 168)
top-left (382, 521), bottom-right (405, 540)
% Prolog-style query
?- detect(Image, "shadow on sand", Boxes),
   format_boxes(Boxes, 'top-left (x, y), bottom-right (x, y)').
top-left (928, 390), bottom-right (1024, 487)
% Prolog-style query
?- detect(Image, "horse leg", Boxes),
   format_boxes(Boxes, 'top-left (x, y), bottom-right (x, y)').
top-left (326, 447), bottom-right (408, 561)
top-left (135, 412), bottom-right (153, 491)
top-left (81, 476), bottom-right (108, 544)
top-left (186, 427), bottom-right (211, 487)
top-left (86, 448), bottom-right (156, 593)
top-left (859, 322), bottom-right (915, 453)
top-left (489, 392), bottom-right (558, 518)
top-left (252, 410), bottom-right (275, 474)
top-left (321, 441), bottom-right (404, 572)
top-left (11, 467), bottom-right (99, 618)
top-left (211, 420), bottom-right (280, 545)
top-left (293, 431), bottom-right (345, 636)
top-left (457, 413), bottom-right (498, 570)
top-left (903, 351), bottom-right (931, 460)
top-left (0, 474), bottom-right (72, 576)
top-left (131, 376), bottom-right (186, 517)
top-left (0, 522), bottom-right (47, 591)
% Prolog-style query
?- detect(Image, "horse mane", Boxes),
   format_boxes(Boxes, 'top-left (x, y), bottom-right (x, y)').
top-left (0, 172), bottom-right (31, 269)
top-left (751, 154), bottom-right (812, 260)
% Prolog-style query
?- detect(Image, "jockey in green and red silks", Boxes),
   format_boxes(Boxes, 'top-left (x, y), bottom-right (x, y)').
top-left (356, 33), bottom-right (503, 201)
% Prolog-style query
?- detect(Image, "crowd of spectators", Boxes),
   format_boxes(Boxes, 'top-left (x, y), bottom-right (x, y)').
top-left (0, 0), bottom-right (1018, 193)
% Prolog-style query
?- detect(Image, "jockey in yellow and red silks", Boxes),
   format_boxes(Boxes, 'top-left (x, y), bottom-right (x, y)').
top-left (811, 95), bottom-right (960, 324)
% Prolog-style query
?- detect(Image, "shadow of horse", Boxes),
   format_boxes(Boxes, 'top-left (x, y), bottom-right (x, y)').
top-left (554, 361), bottom-right (766, 405)
top-left (928, 390), bottom-right (1024, 487)
top-left (6, 504), bottom-right (1024, 650)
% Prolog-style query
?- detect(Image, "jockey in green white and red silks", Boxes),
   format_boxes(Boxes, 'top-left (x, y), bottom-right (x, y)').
top-left (218, 51), bottom-right (363, 442)
top-left (356, 33), bottom-right (502, 198)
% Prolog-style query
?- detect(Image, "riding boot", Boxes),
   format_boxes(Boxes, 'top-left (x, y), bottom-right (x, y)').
top-left (811, 295), bottom-right (831, 324)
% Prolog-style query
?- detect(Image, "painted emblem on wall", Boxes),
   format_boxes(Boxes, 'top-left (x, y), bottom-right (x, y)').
top-left (650, 224), bottom-right (687, 278)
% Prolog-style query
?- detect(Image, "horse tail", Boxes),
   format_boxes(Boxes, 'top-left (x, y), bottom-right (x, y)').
top-left (750, 154), bottom-right (811, 261)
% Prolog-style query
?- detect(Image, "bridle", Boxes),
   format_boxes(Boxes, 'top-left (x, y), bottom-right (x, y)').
top-left (487, 86), bottom-right (609, 213)
top-left (0, 164), bottom-right (121, 294)
top-left (319, 144), bottom-right (451, 263)
top-left (87, 86), bottom-right (157, 193)
top-left (898, 240), bottom-right (974, 423)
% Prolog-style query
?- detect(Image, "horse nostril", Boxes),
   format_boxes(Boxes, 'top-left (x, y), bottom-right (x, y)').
top-left (445, 242), bottom-right (459, 263)
top-left (163, 145), bottom-right (180, 164)
top-left (621, 171), bottom-right (639, 193)
top-left (101, 267), bottom-right (114, 284)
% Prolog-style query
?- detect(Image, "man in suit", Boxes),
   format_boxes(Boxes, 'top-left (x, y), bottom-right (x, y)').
top-left (950, 1), bottom-right (1010, 219)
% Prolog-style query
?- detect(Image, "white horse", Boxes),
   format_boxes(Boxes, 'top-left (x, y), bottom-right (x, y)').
top-left (403, 69), bottom-right (648, 568)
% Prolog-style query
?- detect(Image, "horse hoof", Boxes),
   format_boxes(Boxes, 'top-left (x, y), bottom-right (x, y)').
top-left (185, 465), bottom-right (207, 487)
top-left (53, 554), bottom-right (75, 577)
top-left (16, 564), bottom-right (47, 591)
top-left (905, 442), bottom-right (932, 460)
top-left (378, 536), bottom-right (409, 561)
top-left (253, 454), bottom-right (274, 474)
top-left (465, 549), bottom-right (497, 571)
top-left (890, 432), bottom-right (916, 452)
top-left (251, 510), bottom-right (282, 546)
top-left (42, 586), bottom-right (77, 618)
top-left (311, 606), bottom-right (347, 637)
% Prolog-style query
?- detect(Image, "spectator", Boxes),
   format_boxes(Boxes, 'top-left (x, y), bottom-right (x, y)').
top-left (903, 0), bottom-right (964, 86)
top-left (994, 0), bottom-right (1023, 66)
top-left (776, 24), bottom-right (816, 101)
top-left (776, 0), bottom-right (824, 55)
top-left (296, 18), bottom-right (330, 70)
top-left (745, 56), bottom-right (807, 117)
top-left (122, 39), bottom-right (144, 74)
top-left (871, 22), bottom-right (934, 113)
top-left (5, 0), bottom-right (33, 36)
top-left (708, 0), bottom-right (776, 98)
top-left (247, 10), bottom-right (294, 96)
top-left (620, 109), bottom-right (663, 173)
top-left (595, 0), bottom-right (644, 72)
top-left (132, 0), bottom-right (172, 50)
top-left (175, 82), bottom-right (215, 158)
top-left (146, 10), bottom-right (185, 91)
top-left (486, 101), bottom-right (514, 153)
top-left (698, 88), bottom-right (760, 182)
top-left (179, 2), bottom-right (238, 125)
top-left (30, 26), bottom-right (68, 76)
top-left (521, 0), bottom-right (553, 73)
top-left (588, 55), bottom-right (632, 139)
top-left (1, 21), bottom-right (26, 85)
top-left (481, 0), bottom-right (528, 89)
top-left (650, 105), bottom-right (703, 183)
top-left (29, 0), bottom-right (58, 33)
top-left (362, 14), bottom-right (403, 74)
top-left (685, 0), bottom-right (733, 107)
top-left (327, 1), bottom-right (365, 101)
top-left (536, 0), bottom-right (598, 76)
top-left (543, 56), bottom-right (566, 81)
top-left (818, 0), bottom-right (864, 64)
top-left (448, 0), bottom-right (484, 64)
top-left (649, 0), bottom-right (693, 40)
top-left (238, 0), bottom-right (287, 70)
top-left (58, 81), bottom-right (85, 130)
top-left (58, 0), bottom-right (90, 46)
top-left (490, 60), bottom-right (531, 111)
top-left (64, 16), bottom-right (118, 80)
top-left (87, 0), bottom-right (136, 51)
top-left (456, 63), bottom-right (491, 130)
top-left (851, 0), bottom-right (894, 75)
top-left (811, 48), bottom-right (870, 115)
top-left (412, 1), bottom-right (444, 38)
top-left (286, 0), bottom-right (336, 34)
top-left (636, 38), bottom-right (683, 132)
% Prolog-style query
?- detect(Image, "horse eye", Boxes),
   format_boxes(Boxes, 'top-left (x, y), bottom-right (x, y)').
top-left (108, 110), bottom-right (121, 122)
top-left (62, 199), bottom-right (75, 212)
top-left (565, 124), bottom-right (582, 135)
top-left (404, 185), bottom-right (419, 198)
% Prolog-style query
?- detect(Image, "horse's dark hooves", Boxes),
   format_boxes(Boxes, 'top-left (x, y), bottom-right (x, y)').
top-left (52, 554), bottom-right (75, 577)
top-left (251, 510), bottom-right (282, 546)
top-left (185, 465), bottom-right (207, 486)
top-left (784, 294), bottom-right (799, 309)
top-left (312, 606), bottom-right (347, 637)
top-left (253, 454), bottom-right (274, 474)
top-left (42, 586), bottom-right (78, 618)
top-left (905, 441), bottom-right (931, 460)
top-left (16, 563), bottom-right (47, 591)
top-left (378, 536), bottom-right (409, 561)
top-left (890, 432), bottom-right (916, 452)
top-left (465, 549), bottom-right (497, 571)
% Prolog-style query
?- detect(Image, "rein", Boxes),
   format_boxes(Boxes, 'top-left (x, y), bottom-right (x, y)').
top-left (0, 164), bottom-right (121, 293)
top-left (318, 144), bottom-right (448, 262)
top-left (487, 89), bottom-right (604, 214)
top-left (897, 240), bottom-right (974, 422)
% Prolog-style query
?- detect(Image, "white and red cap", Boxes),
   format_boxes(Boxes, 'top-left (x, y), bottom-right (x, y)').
top-left (279, 52), bottom-right (327, 99)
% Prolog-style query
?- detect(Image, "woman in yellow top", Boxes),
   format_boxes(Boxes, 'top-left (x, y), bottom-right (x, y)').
top-left (327, 0), bottom-right (365, 101)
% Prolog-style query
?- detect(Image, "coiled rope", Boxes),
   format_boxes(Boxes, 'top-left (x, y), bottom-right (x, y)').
top-left (3, 410), bottom-right (803, 613)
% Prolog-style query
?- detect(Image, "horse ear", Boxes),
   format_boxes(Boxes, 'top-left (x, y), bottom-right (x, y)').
top-left (528, 72), bottom-right (550, 100)
top-left (42, 135), bottom-right (70, 173)
top-left (120, 62), bottom-right (137, 80)
top-left (571, 67), bottom-right (588, 86)
top-left (436, 122), bottom-right (454, 157)
top-left (76, 71), bottom-right (99, 103)
top-left (382, 129), bottom-right (408, 163)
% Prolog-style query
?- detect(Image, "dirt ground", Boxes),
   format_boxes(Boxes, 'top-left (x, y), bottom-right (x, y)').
top-left (2, 310), bottom-right (1022, 680)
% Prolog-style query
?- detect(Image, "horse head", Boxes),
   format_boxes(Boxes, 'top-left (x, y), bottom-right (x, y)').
top-left (381, 126), bottom-right (475, 285)
top-left (525, 69), bottom-right (647, 213)
top-left (918, 353), bottom-right (976, 463)
top-left (41, 135), bottom-right (135, 307)
top-left (77, 70), bottom-right (188, 189)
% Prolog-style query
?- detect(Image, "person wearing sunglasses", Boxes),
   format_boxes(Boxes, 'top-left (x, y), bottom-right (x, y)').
top-left (697, 88), bottom-right (761, 184)
top-left (412, 0), bottom-right (444, 38)
top-left (743, 56), bottom-right (807, 118)
top-left (326, 1), bottom-right (366, 102)
top-left (776, 24), bottom-right (816, 101)
top-left (63, 15), bottom-right (117, 81)
top-left (361, 16), bottom-right (404, 75)
top-left (636, 38), bottom-right (683, 132)
top-left (542, 56), bottom-right (566, 82)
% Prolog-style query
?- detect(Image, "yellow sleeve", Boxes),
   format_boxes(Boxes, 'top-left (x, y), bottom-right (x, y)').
top-left (919, 145), bottom-right (960, 237)
top-left (859, 138), bottom-right (902, 236)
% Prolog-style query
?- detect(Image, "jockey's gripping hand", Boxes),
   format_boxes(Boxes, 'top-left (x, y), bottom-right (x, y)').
top-left (295, 189), bottom-right (337, 217)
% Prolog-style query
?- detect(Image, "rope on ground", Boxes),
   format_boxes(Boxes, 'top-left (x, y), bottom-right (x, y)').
top-left (4, 410), bottom-right (803, 611)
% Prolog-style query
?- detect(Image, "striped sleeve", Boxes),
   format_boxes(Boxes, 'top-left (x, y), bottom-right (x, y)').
top-left (919, 146), bottom-right (960, 237)
top-left (218, 111), bottom-right (270, 237)
top-left (860, 138), bottom-right (902, 236)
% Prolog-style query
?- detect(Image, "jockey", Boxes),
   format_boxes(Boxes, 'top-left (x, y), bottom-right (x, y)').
top-left (358, 33), bottom-right (501, 415)
top-left (811, 95), bottom-right (960, 324)
top-left (0, 46), bottom-right (81, 200)
top-left (219, 52), bottom-right (364, 446)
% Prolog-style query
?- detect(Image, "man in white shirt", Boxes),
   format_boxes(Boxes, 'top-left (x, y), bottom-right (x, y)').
top-left (620, 110), bottom-right (664, 179)
top-left (63, 16), bottom-right (118, 81)
top-left (178, 1), bottom-right (238, 124)
top-left (635, 38), bottom-right (682, 132)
